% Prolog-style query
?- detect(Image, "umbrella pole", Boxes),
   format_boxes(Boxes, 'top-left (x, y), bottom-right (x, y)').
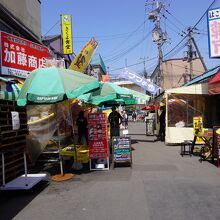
top-left (51, 103), bottom-right (74, 181)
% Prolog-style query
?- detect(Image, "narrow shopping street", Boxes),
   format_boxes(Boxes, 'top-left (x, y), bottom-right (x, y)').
top-left (1, 122), bottom-right (220, 220)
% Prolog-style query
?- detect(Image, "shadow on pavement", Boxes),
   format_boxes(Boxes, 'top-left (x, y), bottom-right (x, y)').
top-left (0, 181), bottom-right (49, 220)
top-left (131, 139), bottom-right (155, 144)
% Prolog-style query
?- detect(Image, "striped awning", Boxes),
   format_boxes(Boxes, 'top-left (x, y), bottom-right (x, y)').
top-left (0, 80), bottom-right (20, 101)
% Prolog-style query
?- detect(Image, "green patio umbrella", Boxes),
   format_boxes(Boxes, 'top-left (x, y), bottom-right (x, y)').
top-left (78, 82), bottom-right (135, 106)
top-left (17, 66), bottom-right (100, 106)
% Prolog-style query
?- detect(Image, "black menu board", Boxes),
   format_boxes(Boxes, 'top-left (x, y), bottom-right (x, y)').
top-left (112, 137), bottom-right (132, 167)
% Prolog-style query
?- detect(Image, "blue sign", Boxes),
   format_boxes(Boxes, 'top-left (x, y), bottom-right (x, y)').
top-left (120, 68), bottom-right (161, 94)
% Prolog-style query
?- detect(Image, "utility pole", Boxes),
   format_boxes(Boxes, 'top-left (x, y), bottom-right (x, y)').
top-left (146, 1), bottom-right (167, 88)
top-left (187, 27), bottom-right (194, 80)
top-left (186, 27), bottom-right (208, 82)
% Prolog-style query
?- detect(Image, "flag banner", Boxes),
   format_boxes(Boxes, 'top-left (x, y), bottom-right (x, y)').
top-left (61, 14), bottom-right (73, 54)
top-left (69, 38), bottom-right (98, 73)
top-left (120, 68), bottom-right (161, 94)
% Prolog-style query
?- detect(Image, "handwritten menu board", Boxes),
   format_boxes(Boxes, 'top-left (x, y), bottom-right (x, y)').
top-left (88, 113), bottom-right (108, 159)
top-left (112, 137), bottom-right (132, 167)
top-left (213, 126), bottom-right (220, 167)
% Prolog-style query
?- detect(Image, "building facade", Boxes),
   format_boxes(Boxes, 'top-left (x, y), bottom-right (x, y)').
top-left (151, 58), bottom-right (206, 90)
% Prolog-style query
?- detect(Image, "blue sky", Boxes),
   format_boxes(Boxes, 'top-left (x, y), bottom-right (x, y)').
top-left (41, 0), bottom-right (220, 76)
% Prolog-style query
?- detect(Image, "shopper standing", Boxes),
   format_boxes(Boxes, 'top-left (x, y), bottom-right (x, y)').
top-left (108, 106), bottom-right (123, 139)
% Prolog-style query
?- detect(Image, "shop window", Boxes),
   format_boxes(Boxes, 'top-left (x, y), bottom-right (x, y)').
top-left (168, 94), bottom-right (212, 128)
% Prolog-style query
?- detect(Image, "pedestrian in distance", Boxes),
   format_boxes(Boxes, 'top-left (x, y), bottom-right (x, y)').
top-left (122, 111), bottom-right (128, 129)
top-left (108, 106), bottom-right (123, 139)
top-left (132, 111), bottom-right (137, 122)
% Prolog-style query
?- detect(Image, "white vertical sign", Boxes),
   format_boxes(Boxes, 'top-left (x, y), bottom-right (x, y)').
top-left (207, 8), bottom-right (220, 58)
top-left (11, 111), bottom-right (20, 130)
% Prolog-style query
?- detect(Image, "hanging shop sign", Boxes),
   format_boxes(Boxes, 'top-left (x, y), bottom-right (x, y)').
top-left (88, 112), bottom-right (109, 170)
top-left (120, 68), bottom-right (161, 94)
top-left (0, 31), bottom-right (49, 78)
top-left (69, 38), bottom-right (98, 73)
top-left (61, 14), bottom-right (73, 55)
top-left (207, 8), bottom-right (220, 58)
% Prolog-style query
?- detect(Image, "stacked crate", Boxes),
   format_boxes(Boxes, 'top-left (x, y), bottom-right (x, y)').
top-left (0, 99), bottom-right (28, 186)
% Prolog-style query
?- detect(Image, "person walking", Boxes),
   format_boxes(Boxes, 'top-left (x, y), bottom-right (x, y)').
top-left (108, 106), bottom-right (123, 139)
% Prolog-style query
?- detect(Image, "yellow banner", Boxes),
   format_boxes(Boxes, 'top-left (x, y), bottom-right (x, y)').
top-left (69, 38), bottom-right (98, 73)
top-left (61, 14), bottom-right (73, 54)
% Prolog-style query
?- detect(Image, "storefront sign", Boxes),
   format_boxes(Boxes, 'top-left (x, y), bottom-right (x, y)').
top-left (61, 14), bottom-right (73, 54)
top-left (120, 68), bottom-right (161, 94)
top-left (88, 112), bottom-right (108, 159)
top-left (112, 137), bottom-right (132, 166)
top-left (207, 8), bottom-right (220, 58)
top-left (0, 31), bottom-right (49, 78)
top-left (69, 38), bottom-right (98, 73)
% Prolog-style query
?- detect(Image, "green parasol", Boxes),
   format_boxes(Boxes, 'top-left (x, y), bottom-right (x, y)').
top-left (78, 82), bottom-right (135, 106)
top-left (17, 66), bottom-right (100, 106)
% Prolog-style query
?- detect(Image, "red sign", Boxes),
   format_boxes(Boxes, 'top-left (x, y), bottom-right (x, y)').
top-left (0, 31), bottom-right (49, 78)
top-left (88, 113), bottom-right (108, 159)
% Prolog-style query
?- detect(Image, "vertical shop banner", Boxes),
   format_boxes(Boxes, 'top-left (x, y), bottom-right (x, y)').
top-left (0, 31), bottom-right (49, 78)
top-left (61, 14), bottom-right (73, 55)
top-left (88, 112), bottom-right (108, 159)
top-left (207, 8), bottom-right (220, 58)
top-left (68, 38), bottom-right (98, 73)
top-left (120, 68), bottom-right (161, 94)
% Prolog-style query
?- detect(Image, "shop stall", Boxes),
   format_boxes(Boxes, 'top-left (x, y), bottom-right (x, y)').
top-left (164, 83), bottom-right (215, 144)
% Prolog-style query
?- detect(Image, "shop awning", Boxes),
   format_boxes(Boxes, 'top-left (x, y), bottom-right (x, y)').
top-left (0, 77), bottom-right (20, 101)
top-left (165, 83), bottom-right (209, 95)
top-left (208, 70), bottom-right (220, 95)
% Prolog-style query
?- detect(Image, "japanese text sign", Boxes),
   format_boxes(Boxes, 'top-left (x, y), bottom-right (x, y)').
top-left (120, 68), bottom-right (161, 94)
top-left (69, 38), bottom-right (98, 73)
top-left (61, 14), bottom-right (73, 54)
top-left (88, 112), bottom-right (108, 159)
top-left (0, 31), bottom-right (49, 78)
top-left (207, 8), bottom-right (220, 58)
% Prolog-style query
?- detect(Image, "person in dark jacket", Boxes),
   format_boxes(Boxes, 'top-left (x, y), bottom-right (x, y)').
top-left (108, 106), bottom-right (123, 139)
top-left (158, 106), bottom-right (166, 141)
top-left (76, 110), bottom-right (88, 144)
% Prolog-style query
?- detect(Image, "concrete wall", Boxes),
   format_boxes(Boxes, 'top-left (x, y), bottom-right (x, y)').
top-left (1, 0), bottom-right (41, 40)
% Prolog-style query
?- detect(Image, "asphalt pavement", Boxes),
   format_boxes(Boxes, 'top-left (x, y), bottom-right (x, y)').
top-left (1, 122), bottom-right (220, 220)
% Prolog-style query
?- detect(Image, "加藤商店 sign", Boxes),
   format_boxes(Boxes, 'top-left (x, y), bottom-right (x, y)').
top-left (0, 31), bottom-right (49, 78)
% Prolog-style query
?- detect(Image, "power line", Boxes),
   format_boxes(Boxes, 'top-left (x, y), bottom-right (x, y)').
top-left (109, 56), bottom-right (158, 72)
top-left (42, 20), bottom-right (60, 37)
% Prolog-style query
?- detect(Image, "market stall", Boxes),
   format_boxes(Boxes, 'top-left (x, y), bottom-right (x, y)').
top-left (164, 83), bottom-right (214, 144)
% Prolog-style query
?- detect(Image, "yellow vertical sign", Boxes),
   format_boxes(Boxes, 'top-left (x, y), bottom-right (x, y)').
top-left (193, 116), bottom-right (204, 144)
top-left (61, 14), bottom-right (73, 54)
